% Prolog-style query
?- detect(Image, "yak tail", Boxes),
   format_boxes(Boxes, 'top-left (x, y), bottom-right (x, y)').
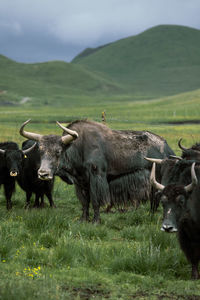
top-left (90, 174), bottom-right (110, 207)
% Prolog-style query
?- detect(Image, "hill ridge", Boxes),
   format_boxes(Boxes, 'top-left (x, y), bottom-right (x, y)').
top-left (1, 24), bottom-right (200, 104)
top-left (72, 24), bottom-right (200, 97)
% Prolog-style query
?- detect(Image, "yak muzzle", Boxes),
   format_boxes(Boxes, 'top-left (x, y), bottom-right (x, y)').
top-left (161, 224), bottom-right (178, 233)
top-left (38, 169), bottom-right (53, 181)
top-left (10, 171), bottom-right (18, 177)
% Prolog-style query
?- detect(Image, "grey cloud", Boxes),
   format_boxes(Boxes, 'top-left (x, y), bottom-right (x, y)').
top-left (0, 0), bottom-right (200, 62)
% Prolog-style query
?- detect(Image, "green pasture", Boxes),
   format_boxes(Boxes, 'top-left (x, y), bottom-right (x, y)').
top-left (0, 93), bottom-right (200, 299)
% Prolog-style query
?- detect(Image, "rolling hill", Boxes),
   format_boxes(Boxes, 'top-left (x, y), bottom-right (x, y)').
top-left (1, 24), bottom-right (200, 106)
top-left (0, 55), bottom-right (122, 105)
top-left (72, 25), bottom-right (200, 97)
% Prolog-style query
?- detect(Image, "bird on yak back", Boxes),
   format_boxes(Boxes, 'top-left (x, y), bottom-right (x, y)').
top-left (19, 119), bottom-right (174, 223)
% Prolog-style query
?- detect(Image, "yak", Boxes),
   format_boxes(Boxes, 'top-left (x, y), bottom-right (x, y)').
top-left (19, 119), bottom-right (174, 223)
top-left (0, 141), bottom-right (35, 209)
top-left (149, 160), bottom-right (200, 280)
top-left (17, 140), bottom-right (55, 208)
top-left (178, 138), bottom-right (200, 161)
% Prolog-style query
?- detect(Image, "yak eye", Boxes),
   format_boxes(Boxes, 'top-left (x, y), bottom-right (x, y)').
top-left (56, 149), bottom-right (61, 156)
top-left (176, 195), bottom-right (185, 207)
top-left (160, 195), bottom-right (167, 205)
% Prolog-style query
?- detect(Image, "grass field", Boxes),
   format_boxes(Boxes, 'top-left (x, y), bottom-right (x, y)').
top-left (0, 92), bottom-right (200, 299)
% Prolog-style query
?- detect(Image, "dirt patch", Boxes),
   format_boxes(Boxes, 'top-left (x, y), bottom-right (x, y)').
top-left (61, 285), bottom-right (110, 299)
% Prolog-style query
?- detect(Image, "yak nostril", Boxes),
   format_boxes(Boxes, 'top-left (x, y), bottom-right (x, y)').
top-left (38, 170), bottom-right (52, 180)
top-left (161, 224), bottom-right (177, 233)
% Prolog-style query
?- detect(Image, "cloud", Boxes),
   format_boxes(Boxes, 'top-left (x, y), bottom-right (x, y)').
top-left (0, 0), bottom-right (200, 62)
top-left (0, 20), bottom-right (22, 36)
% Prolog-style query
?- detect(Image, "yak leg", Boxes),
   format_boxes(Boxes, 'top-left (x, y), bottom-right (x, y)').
top-left (25, 191), bottom-right (32, 208)
top-left (75, 185), bottom-right (90, 222)
top-left (89, 173), bottom-right (110, 224)
top-left (92, 201), bottom-right (101, 224)
top-left (191, 264), bottom-right (200, 280)
top-left (39, 195), bottom-right (45, 208)
top-left (45, 191), bottom-right (55, 208)
top-left (33, 194), bottom-right (40, 208)
top-left (179, 230), bottom-right (200, 280)
top-left (4, 181), bottom-right (15, 210)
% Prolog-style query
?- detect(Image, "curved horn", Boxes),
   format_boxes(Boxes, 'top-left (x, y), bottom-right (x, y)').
top-left (150, 162), bottom-right (165, 191)
top-left (178, 138), bottom-right (189, 152)
top-left (22, 142), bottom-right (37, 155)
top-left (19, 119), bottom-right (43, 141)
top-left (169, 155), bottom-right (183, 161)
top-left (56, 121), bottom-right (78, 145)
top-left (184, 162), bottom-right (198, 192)
top-left (144, 157), bottom-right (163, 164)
top-left (0, 149), bottom-right (5, 154)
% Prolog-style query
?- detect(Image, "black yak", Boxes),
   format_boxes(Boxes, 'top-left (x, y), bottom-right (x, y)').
top-left (17, 140), bottom-right (55, 208)
top-left (150, 161), bottom-right (200, 280)
top-left (0, 141), bottom-right (34, 209)
top-left (19, 119), bottom-right (174, 223)
top-left (178, 138), bottom-right (200, 161)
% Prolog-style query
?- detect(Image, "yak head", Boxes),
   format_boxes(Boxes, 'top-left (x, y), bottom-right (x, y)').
top-left (178, 138), bottom-right (200, 161)
top-left (19, 119), bottom-right (78, 181)
top-left (149, 161), bottom-right (198, 233)
top-left (0, 143), bottom-right (36, 177)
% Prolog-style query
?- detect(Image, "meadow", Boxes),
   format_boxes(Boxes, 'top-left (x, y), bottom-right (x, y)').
top-left (0, 92), bottom-right (200, 299)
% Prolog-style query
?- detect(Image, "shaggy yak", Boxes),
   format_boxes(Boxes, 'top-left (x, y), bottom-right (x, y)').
top-left (19, 119), bottom-right (174, 223)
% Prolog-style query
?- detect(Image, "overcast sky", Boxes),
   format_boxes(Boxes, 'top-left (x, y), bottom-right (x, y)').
top-left (0, 0), bottom-right (200, 63)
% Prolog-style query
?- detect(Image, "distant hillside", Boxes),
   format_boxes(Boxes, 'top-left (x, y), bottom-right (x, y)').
top-left (74, 44), bottom-right (110, 60)
top-left (72, 25), bottom-right (200, 97)
top-left (0, 55), bottom-right (122, 105)
top-left (1, 25), bottom-right (200, 105)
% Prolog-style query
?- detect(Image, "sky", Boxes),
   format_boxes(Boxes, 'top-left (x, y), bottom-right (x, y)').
top-left (0, 0), bottom-right (200, 63)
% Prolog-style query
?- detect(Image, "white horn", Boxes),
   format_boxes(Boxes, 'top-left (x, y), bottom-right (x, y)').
top-left (150, 162), bottom-right (165, 191)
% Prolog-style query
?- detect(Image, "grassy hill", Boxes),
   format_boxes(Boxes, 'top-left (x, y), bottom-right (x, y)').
top-left (72, 25), bottom-right (200, 97)
top-left (0, 55), bottom-right (122, 106)
top-left (1, 24), bottom-right (200, 105)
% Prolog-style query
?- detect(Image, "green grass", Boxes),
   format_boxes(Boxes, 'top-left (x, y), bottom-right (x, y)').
top-left (0, 92), bottom-right (200, 299)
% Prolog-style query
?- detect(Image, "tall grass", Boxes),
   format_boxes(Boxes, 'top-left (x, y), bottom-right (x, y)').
top-left (0, 96), bottom-right (200, 299)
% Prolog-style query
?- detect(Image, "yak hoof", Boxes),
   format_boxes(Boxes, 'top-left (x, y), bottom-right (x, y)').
top-left (7, 204), bottom-right (12, 210)
top-left (92, 218), bottom-right (101, 225)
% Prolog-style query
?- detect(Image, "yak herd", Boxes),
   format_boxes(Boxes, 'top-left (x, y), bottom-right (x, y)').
top-left (1, 119), bottom-right (200, 279)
